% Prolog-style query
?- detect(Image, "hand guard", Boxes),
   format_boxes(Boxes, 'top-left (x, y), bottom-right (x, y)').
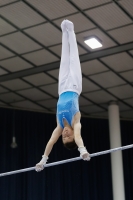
top-left (35, 155), bottom-right (48, 172)
top-left (78, 147), bottom-right (91, 161)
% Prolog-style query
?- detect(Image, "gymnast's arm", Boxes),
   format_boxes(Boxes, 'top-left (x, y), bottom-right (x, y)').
top-left (73, 112), bottom-right (90, 161)
top-left (35, 122), bottom-right (62, 172)
top-left (73, 121), bottom-right (83, 147)
top-left (73, 112), bottom-right (84, 146)
top-left (43, 123), bottom-right (62, 156)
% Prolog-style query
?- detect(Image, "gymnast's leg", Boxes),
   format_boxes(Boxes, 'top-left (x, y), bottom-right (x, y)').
top-left (58, 20), bottom-right (70, 95)
top-left (65, 20), bottom-right (82, 95)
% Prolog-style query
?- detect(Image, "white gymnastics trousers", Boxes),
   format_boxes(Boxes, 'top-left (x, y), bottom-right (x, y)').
top-left (58, 29), bottom-right (82, 96)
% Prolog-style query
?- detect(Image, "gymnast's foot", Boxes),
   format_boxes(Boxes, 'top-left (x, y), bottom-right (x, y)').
top-left (61, 20), bottom-right (67, 32)
top-left (65, 19), bottom-right (74, 31)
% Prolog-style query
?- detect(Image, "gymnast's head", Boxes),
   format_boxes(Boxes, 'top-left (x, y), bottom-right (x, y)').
top-left (62, 126), bottom-right (77, 150)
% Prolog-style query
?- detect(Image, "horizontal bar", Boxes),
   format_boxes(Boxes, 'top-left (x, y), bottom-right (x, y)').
top-left (0, 144), bottom-right (133, 177)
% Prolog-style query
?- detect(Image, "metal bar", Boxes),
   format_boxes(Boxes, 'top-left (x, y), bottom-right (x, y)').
top-left (0, 144), bottom-right (133, 177)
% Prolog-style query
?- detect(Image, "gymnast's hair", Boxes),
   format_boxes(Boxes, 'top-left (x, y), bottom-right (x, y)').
top-left (63, 140), bottom-right (78, 150)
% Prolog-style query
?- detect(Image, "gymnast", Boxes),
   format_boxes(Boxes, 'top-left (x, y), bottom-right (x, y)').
top-left (36, 20), bottom-right (90, 172)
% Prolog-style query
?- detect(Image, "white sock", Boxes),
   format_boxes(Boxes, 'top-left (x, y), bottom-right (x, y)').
top-left (61, 20), bottom-right (67, 32)
top-left (65, 19), bottom-right (74, 32)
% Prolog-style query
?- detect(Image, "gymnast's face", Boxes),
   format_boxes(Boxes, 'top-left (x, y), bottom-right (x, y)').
top-left (62, 127), bottom-right (74, 144)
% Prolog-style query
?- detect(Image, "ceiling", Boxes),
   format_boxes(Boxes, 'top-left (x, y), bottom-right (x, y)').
top-left (0, 0), bottom-right (133, 120)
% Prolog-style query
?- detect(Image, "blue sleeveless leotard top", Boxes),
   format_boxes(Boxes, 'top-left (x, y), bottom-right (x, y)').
top-left (57, 91), bottom-right (79, 128)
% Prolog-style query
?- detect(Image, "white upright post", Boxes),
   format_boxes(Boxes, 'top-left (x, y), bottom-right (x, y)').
top-left (108, 101), bottom-right (125, 200)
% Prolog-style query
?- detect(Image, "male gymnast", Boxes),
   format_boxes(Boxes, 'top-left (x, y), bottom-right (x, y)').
top-left (36, 20), bottom-right (90, 172)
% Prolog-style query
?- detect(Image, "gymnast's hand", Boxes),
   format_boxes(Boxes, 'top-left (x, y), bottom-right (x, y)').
top-left (81, 152), bottom-right (90, 161)
top-left (78, 147), bottom-right (91, 161)
top-left (35, 155), bottom-right (48, 172)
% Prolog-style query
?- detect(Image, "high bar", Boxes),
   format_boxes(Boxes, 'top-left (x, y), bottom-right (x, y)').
top-left (0, 144), bottom-right (133, 177)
